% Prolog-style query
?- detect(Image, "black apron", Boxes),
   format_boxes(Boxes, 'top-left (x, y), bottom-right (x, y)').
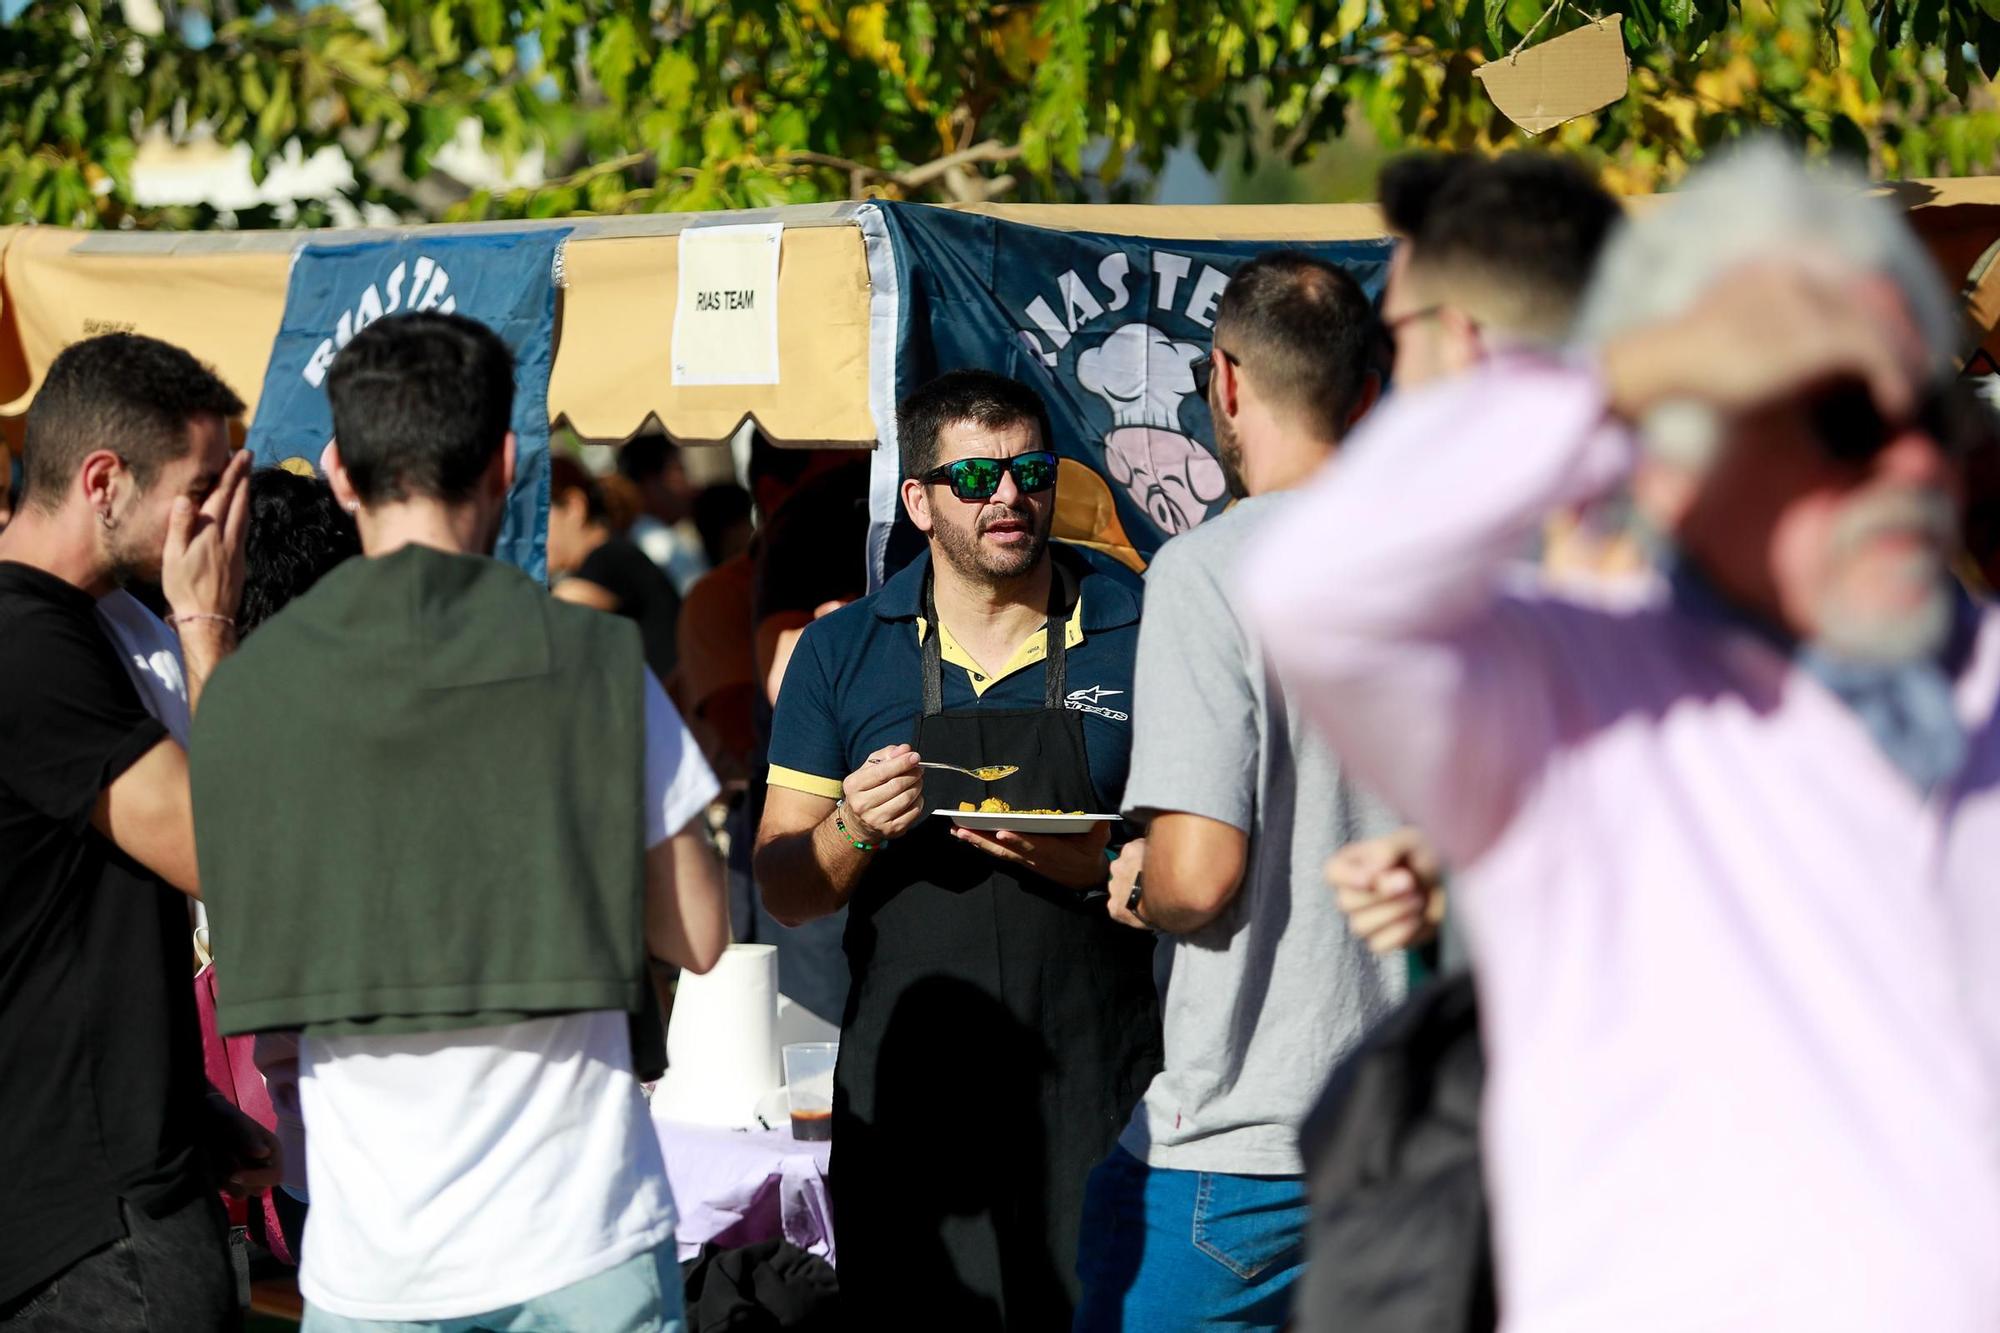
top-left (831, 567), bottom-right (1163, 1331)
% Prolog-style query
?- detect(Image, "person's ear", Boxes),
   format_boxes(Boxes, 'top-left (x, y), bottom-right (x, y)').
top-left (1443, 309), bottom-right (1486, 372)
top-left (327, 443), bottom-right (362, 514)
top-left (496, 432), bottom-right (518, 496)
top-left (1214, 351), bottom-right (1244, 420)
top-left (78, 449), bottom-right (125, 520)
top-left (902, 476), bottom-right (934, 534)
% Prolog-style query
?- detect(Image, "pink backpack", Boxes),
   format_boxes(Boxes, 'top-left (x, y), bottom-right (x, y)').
top-left (193, 961), bottom-right (296, 1267)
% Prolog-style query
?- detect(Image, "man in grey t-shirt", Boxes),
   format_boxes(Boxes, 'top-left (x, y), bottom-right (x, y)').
top-left (1072, 254), bottom-right (1404, 1333)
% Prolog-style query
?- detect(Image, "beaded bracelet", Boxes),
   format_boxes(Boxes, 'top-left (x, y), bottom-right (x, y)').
top-left (833, 801), bottom-right (877, 853)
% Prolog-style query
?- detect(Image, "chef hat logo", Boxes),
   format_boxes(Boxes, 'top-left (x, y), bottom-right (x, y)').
top-left (1076, 323), bottom-right (1206, 429)
top-left (1074, 321), bottom-right (1226, 538)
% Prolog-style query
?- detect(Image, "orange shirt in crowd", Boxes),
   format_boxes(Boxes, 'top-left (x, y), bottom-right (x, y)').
top-left (676, 552), bottom-right (758, 786)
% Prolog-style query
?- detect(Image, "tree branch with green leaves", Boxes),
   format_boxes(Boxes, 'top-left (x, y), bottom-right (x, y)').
top-left (4, 0), bottom-right (1997, 231)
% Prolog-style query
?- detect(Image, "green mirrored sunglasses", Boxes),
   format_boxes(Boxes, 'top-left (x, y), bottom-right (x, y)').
top-left (920, 450), bottom-right (1059, 501)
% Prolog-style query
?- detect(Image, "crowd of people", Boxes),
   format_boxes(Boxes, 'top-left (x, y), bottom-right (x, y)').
top-left (4, 137), bottom-right (2000, 1333)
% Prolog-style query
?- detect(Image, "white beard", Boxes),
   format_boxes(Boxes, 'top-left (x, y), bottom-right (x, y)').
top-left (1810, 490), bottom-right (1959, 665)
top-left (1812, 554), bottom-right (1954, 665)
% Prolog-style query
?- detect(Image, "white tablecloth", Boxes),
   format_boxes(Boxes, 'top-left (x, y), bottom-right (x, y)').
top-left (652, 1114), bottom-right (835, 1267)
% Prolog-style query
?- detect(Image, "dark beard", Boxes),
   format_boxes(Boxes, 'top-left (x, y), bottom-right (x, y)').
top-left (1212, 414), bottom-right (1248, 501)
top-left (106, 527), bottom-right (162, 591)
top-left (933, 505), bottom-right (1050, 584)
top-left (1218, 445), bottom-right (1248, 501)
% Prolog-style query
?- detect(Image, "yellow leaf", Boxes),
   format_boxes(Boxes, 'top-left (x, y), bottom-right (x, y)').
top-left (1692, 66), bottom-right (1744, 109)
top-left (844, 2), bottom-right (906, 77)
top-left (1835, 70), bottom-right (1875, 125)
top-left (792, 0), bottom-right (837, 36)
top-left (1649, 92), bottom-right (1698, 142)
top-left (986, 10), bottom-right (1045, 79)
top-left (1337, 0), bottom-right (1369, 41)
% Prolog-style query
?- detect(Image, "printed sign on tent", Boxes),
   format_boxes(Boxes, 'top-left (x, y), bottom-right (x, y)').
top-left (245, 229), bottom-right (570, 582)
top-left (672, 222), bottom-right (783, 387)
top-left (861, 202), bottom-right (1393, 586)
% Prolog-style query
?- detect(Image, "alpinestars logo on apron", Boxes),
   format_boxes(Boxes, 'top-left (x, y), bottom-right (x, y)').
top-left (1065, 685), bottom-right (1130, 722)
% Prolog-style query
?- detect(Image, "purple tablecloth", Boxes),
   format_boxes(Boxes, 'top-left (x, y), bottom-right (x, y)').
top-left (652, 1113), bottom-right (835, 1267)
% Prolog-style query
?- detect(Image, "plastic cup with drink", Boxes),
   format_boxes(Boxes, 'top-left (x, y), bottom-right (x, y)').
top-left (783, 1041), bottom-right (837, 1142)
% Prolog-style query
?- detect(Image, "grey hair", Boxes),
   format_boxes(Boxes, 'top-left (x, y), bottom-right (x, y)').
top-left (1574, 140), bottom-right (1958, 368)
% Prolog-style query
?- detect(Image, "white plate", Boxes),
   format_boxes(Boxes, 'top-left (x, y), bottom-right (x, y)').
top-left (938, 810), bottom-right (1120, 835)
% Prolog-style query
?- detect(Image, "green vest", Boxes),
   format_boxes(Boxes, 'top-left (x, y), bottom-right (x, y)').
top-left (192, 544), bottom-right (649, 1040)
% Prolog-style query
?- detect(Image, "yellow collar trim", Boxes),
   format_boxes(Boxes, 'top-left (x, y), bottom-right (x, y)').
top-left (917, 594), bottom-right (1087, 698)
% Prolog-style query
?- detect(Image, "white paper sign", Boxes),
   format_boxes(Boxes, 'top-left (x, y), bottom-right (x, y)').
top-left (672, 222), bottom-right (783, 386)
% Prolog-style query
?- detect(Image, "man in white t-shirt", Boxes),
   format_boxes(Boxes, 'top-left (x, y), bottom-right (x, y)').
top-left (96, 589), bottom-right (207, 941)
top-left (292, 677), bottom-right (718, 1329)
top-left (96, 589), bottom-right (191, 745)
top-left (190, 313), bottom-right (729, 1333)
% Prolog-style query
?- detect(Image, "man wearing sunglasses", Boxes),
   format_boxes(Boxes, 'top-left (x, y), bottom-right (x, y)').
top-left (1245, 145), bottom-right (2000, 1330)
top-left (755, 369), bottom-right (1158, 1330)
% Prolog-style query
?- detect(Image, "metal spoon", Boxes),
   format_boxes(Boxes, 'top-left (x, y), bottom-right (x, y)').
top-left (918, 762), bottom-right (1021, 782)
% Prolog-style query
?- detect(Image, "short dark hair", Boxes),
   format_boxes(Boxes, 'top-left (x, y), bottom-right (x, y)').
top-left (1379, 151), bottom-right (1618, 338)
top-left (548, 453), bottom-right (606, 523)
top-left (22, 333), bottom-right (244, 512)
top-left (1214, 253), bottom-right (1378, 441)
top-left (896, 370), bottom-right (1053, 481)
top-left (325, 312), bottom-right (514, 506)
top-left (692, 482), bottom-right (753, 565)
top-left (240, 468), bottom-right (361, 635)
top-left (617, 432), bottom-right (683, 485)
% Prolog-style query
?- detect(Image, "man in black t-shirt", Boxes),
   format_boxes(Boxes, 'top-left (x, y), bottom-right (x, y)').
top-left (0, 334), bottom-right (276, 1329)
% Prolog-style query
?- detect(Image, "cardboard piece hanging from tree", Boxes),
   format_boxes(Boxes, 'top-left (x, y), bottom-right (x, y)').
top-left (1475, 11), bottom-right (1631, 134)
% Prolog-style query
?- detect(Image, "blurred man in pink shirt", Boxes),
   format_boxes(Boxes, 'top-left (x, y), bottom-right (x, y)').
top-left (1245, 143), bottom-right (2000, 1330)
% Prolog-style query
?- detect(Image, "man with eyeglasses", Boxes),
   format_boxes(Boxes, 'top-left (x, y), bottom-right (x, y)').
top-left (1326, 150), bottom-right (1620, 965)
top-left (1246, 145), bottom-right (2000, 1329)
top-left (1375, 150), bottom-right (1616, 392)
top-left (755, 368), bottom-right (1159, 1331)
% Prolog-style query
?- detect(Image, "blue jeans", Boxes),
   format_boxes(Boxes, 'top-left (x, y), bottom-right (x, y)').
top-left (301, 1240), bottom-right (685, 1333)
top-left (1072, 1146), bottom-right (1308, 1333)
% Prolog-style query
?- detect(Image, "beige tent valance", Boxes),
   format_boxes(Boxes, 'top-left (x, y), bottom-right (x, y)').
top-left (6, 180), bottom-right (2000, 452)
top-left (0, 207), bottom-right (877, 447)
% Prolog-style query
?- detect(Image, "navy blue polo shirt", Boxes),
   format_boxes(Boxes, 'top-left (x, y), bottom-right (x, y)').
top-left (767, 549), bottom-right (1141, 811)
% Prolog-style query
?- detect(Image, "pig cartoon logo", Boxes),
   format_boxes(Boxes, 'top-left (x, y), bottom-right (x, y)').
top-left (1076, 322), bottom-right (1228, 537)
